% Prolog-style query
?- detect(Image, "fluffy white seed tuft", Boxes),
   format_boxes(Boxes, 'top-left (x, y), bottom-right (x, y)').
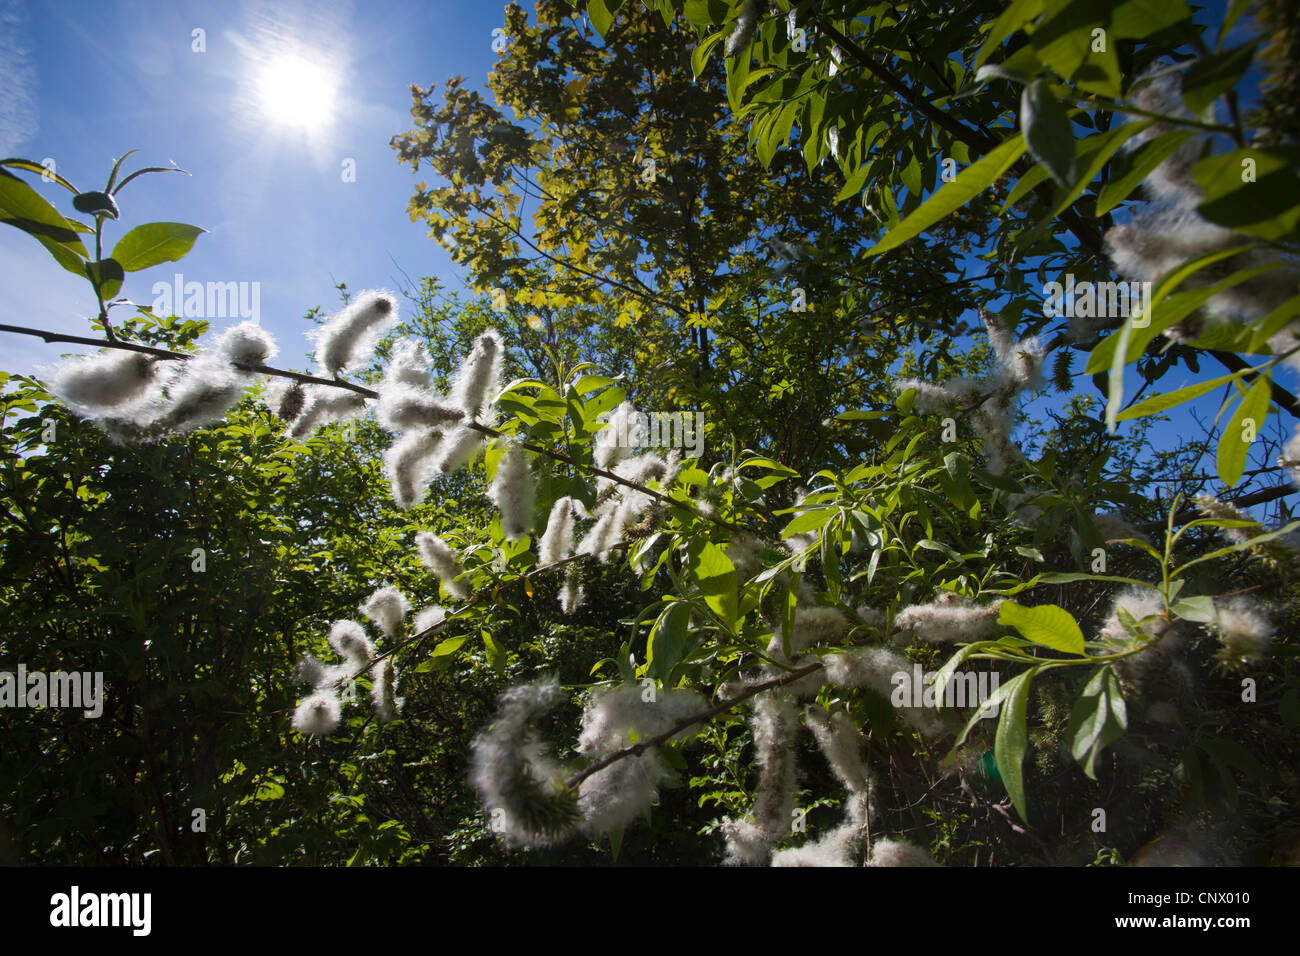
top-left (430, 424), bottom-right (485, 475)
top-left (359, 586), bottom-right (409, 639)
top-left (314, 290), bottom-right (398, 375)
top-left (767, 606), bottom-right (853, 662)
top-left (49, 350), bottom-right (158, 411)
top-left (327, 620), bottom-right (373, 666)
top-left (594, 402), bottom-right (643, 470)
top-left (384, 427), bottom-right (445, 509)
top-left (559, 567), bottom-right (585, 615)
top-left (217, 321), bottom-right (277, 367)
top-left (287, 386), bottom-right (367, 440)
top-left (574, 685), bottom-right (704, 836)
top-left (723, 691), bottom-right (798, 865)
top-left (1098, 587), bottom-right (1168, 646)
top-left (822, 647), bottom-right (945, 738)
top-left (370, 657), bottom-right (402, 723)
top-left (1208, 597), bottom-right (1274, 668)
top-left (893, 594), bottom-right (1003, 644)
top-left (868, 837), bottom-right (941, 866)
top-left (384, 340), bottom-right (433, 388)
top-left (292, 690), bottom-right (342, 736)
top-left (538, 497), bottom-right (581, 566)
top-left (449, 330), bottom-right (503, 419)
top-left (488, 442), bottom-right (536, 540)
top-left (725, 0), bottom-right (757, 56)
top-left (294, 655), bottom-right (328, 687)
top-left (376, 382), bottom-right (465, 432)
top-left (414, 605), bottom-right (448, 633)
top-left (469, 676), bottom-right (578, 848)
top-left (415, 532), bottom-right (469, 601)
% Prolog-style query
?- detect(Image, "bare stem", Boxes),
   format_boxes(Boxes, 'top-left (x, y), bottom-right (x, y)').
top-left (563, 662), bottom-right (824, 791)
top-left (0, 321), bottom-right (735, 530)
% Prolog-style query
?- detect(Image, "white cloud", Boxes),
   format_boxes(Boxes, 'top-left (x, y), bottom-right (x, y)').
top-left (0, 0), bottom-right (37, 154)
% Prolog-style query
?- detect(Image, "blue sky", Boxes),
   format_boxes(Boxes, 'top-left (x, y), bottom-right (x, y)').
top-left (1, 0), bottom-right (509, 373)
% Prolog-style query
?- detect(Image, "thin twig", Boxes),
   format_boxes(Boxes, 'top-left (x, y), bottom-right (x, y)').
top-left (563, 662), bottom-right (824, 790)
top-left (0, 321), bottom-right (736, 530)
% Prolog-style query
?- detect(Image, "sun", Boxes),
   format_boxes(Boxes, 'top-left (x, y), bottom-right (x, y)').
top-left (254, 52), bottom-right (338, 131)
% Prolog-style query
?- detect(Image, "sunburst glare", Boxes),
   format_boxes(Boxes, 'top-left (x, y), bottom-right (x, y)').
top-left (254, 50), bottom-right (338, 132)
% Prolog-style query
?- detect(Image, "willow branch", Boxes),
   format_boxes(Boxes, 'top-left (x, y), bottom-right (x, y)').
top-left (563, 661), bottom-right (824, 790)
top-left (0, 321), bottom-right (736, 531)
top-left (356, 545), bottom-right (631, 679)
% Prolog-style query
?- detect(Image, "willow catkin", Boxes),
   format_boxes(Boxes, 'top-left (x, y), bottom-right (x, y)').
top-left (314, 290), bottom-right (398, 375)
top-left (488, 443), bottom-right (536, 540)
top-left (415, 532), bottom-right (469, 601)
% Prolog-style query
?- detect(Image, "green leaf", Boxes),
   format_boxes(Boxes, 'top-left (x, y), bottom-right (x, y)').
top-left (973, 63), bottom-right (1036, 89)
top-left (1216, 375), bottom-right (1271, 487)
top-left (866, 134), bottom-right (1027, 257)
top-left (34, 233), bottom-right (90, 277)
top-left (736, 456), bottom-right (799, 476)
top-left (587, 0), bottom-right (620, 38)
top-left (1247, 292), bottom-right (1300, 352)
top-left (1109, 0), bottom-right (1192, 39)
top-left (111, 222), bottom-right (205, 271)
top-left (431, 636), bottom-right (466, 658)
top-left (1021, 80), bottom-right (1075, 187)
top-left (934, 641), bottom-right (984, 716)
top-left (682, 0), bottom-right (728, 27)
top-left (104, 150), bottom-right (139, 194)
top-left (1064, 666), bottom-right (1127, 780)
top-left (779, 507), bottom-right (835, 538)
top-left (974, 0), bottom-right (1045, 68)
top-left (1194, 147), bottom-right (1300, 242)
top-left (0, 173), bottom-right (90, 253)
top-left (571, 374), bottom-right (616, 396)
top-left (900, 153), bottom-right (923, 198)
top-left (1170, 595), bottom-right (1216, 623)
top-left (781, 576), bottom-right (798, 659)
top-left (691, 30), bottom-right (727, 78)
top-left (1096, 130), bottom-right (1194, 215)
top-left (995, 667), bottom-right (1040, 824)
top-left (1176, 518), bottom-right (1300, 575)
top-left (1030, 2), bottom-right (1107, 91)
top-left (111, 164), bottom-right (188, 195)
top-left (1116, 368), bottom-right (1247, 421)
top-left (1181, 43), bottom-right (1255, 115)
top-left (999, 161), bottom-right (1049, 212)
top-left (998, 601), bottom-right (1086, 656)
top-left (482, 630), bottom-right (506, 672)
top-left (915, 538), bottom-right (962, 561)
top-left (0, 157), bottom-right (78, 193)
top-left (1042, 120), bottom-right (1153, 221)
top-left (687, 540), bottom-right (738, 630)
top-left (584, 384), bottom-right (626, 420)
top-left (85, 258), bottom-right (125, 300)
top-left (254, 780), bottom-right (286, 800)
top-left (647, 602), bottom-right (691, 679)
top-left (834, 162), bottom-right (872, 203)
top-left (1219, 0), bottom-right (1252, 44)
